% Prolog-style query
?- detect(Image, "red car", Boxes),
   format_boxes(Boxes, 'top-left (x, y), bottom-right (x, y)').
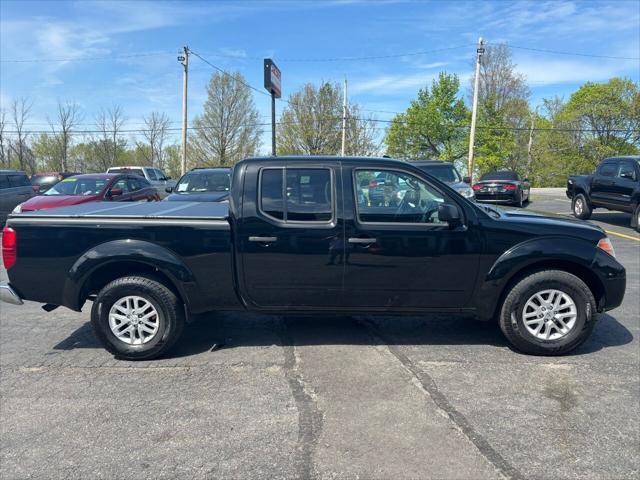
top-left (14, 173), bottom-right (160, 213)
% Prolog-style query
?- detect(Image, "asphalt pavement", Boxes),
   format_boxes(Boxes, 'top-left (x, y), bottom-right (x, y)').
top-left (1, 191), bottom-right (638, 479)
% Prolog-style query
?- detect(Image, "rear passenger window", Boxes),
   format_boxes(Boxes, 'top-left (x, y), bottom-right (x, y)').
top-left (259, 168), bottom-right (333, 223)
top-left (599, 163), bottom-right (617, 177)
top-left (0, 175), bottom-right (9, 189)
top-left (8, 174), bottom-right (31, 187)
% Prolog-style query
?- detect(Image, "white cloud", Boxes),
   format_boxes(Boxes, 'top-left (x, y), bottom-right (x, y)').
top-left (516, 57), bottom-right (640, 85)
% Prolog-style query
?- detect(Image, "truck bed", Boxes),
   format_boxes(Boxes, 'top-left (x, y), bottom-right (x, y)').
top-left (10, 200), bottom-right (229, 221)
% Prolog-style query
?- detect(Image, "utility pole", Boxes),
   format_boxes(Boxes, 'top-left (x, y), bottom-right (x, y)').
top-left (341, 78), bottom-right (348, 156)
top-left (178, 46), bottom-right (189, 175)
top-left (467, 37), bottom-right (484, 183)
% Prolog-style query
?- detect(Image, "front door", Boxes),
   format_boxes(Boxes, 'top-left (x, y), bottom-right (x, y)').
top-left (612, 160), bottom-right (639, 211)
top-left (237, 162), bottom-right (344, 309)
top-left (342, 166), bottom-right (481, 310)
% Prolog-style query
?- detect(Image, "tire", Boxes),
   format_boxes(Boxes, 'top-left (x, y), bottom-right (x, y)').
top-left (498, 270), bottom-right (597, 356)
top-left (515, 191), bottom-right (524, 208)
top-left (91, 276), bottom-right (185, 360)
top-left (572, 193), bottom-right (592, 220)
top-left (632, 204), bottom-right (640, 233)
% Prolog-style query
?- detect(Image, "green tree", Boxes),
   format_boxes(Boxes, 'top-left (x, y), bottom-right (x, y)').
top-left (278, 81), bottom-right (378, 156)
top-left (191, 71), bottom-right (262, 166)
top-left (384, 72), bottom-right (469, 161)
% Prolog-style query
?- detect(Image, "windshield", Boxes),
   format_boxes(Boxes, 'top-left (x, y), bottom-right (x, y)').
top-left (44, 177), bottom-right (107, 196)
top-left (418, 164), bottom-right (462, 183)
top-left (480, 171), bottom-right (519, 181)
top-left (175, 171), bottom-right (230, 193)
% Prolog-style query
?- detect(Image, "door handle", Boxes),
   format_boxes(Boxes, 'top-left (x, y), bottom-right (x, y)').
top-left (348, 237), bottom-right (377, 244)
top-left (249, 236), bottom-right (278, 243)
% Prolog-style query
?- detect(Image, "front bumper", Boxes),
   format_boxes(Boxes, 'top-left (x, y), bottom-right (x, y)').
top-left (0, 282), bottom-right (23, 305)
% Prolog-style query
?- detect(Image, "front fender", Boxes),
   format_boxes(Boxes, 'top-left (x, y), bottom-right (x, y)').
top-left (475, 236), bottom-right (599, 319)
top-left (63, 239), bottom-right (197, 310)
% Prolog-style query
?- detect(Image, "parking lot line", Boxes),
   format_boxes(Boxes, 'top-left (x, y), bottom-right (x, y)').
top-left (605, 230), bottom-right (640, 242)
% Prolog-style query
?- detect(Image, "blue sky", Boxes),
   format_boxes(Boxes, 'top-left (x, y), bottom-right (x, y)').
top-left (1, 0), bottom-right (639, 153)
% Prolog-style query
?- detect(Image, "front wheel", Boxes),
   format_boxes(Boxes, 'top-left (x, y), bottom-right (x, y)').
top-left (632, 204), bottom-right (640, 233)
top-left (499, 270), bottom-right (597, 355)
top-left (572, 193), bottom-right (592, 220)
top-left (91, 276), bottom-right (185, 360)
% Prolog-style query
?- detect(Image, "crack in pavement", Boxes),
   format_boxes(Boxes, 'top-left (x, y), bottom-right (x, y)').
top-left (275, 317), bottom-right (323, 480)
top-left (358, 316), bottom-right (525, 480)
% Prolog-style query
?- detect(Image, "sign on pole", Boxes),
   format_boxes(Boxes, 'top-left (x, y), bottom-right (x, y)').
top-left (264, 59), bottom-right (281, 98)
top-left (264, 59), bottom-right (281, 156)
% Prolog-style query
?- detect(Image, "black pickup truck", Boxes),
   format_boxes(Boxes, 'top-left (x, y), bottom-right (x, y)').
top-left (567, 156), bottom-right (640, 232)
top-left (0, 157), bottom-right (626, 359)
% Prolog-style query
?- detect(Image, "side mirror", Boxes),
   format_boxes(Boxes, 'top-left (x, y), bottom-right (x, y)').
top-left (463, 176), bottom-right (471, 184)
top-left (165, 186), bottom-right (173, 193)
top-left (108, 187), bottom-right (123, 198)
top-left (438, 203), bottom-right (462, 227)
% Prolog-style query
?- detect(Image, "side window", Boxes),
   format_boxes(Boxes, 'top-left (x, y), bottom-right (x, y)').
top-left (8, 174), bottom-right (30, 187)
top-left (260, 169), bottom-right (284, 220)
top-left (155, 169), bottom-right (166, 180)
top-left (146, 168), bottom-right (158, 181)
top-left (598, 162), bottom-right (617, 177)
top-left (111, 179), bottom-right (130, 193)
top-left (354, 169), bottom-right (447, 225)
top-left (618, 162), bottom-right (637, 181)
top-left (127, 177), bottom-right (143, 191)
top-left (0, 175), bottom-right (9, 189)
top-left (259, 168), bottom-right (333, 222)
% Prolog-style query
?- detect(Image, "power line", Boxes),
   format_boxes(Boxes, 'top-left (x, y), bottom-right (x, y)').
top-left (500, 43), bottom-right (640, 61)
top-left (0, 51), bottom-right (175, 63)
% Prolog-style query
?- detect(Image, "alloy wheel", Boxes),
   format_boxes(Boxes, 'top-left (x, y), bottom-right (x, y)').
top-left (108, 295), bottom-right (160, 345)
top-left (522, 289), bottom-right (578, 341)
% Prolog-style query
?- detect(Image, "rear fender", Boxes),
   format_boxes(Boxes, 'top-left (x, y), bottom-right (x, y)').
top-left (63, 239), bottom-right (198, 311)
top-left (475, 236), bottom-right (599, 319)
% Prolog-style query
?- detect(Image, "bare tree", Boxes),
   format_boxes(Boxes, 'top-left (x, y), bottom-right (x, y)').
top-left (94, 105), bottom-right (126, 170)
top-left (471, 44), bottom-right (530, 111)
top-left (10, 97), bottom-right (33, 172)
top-left (0, 108), bottom-right (7, 167)
top-left (191, 71), bottom-right (262, 166)
top-left (140, 111), bottom-right (171, 168)
top-left (48, 101), bottom-right (82, 172)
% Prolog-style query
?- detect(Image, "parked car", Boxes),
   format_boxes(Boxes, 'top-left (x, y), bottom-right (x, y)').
top-left (30, 172), bottom-right (80, 194)
top-left (165, 168), bottom-right (231, 202)
top-left (567, 156), bottom-right (640, 232)
top-left (0, 170), bottom-right (34, 225)
top-left (13, 173), bottom-right (159, 213)
top-left (1, 156), bottom-right (625, 360)
top-left (473, 171), bottom-right (530, 207)
top-left (107, 166), bottom-right (177, 198)
top-left (412, 160), bottom-right (474, 200)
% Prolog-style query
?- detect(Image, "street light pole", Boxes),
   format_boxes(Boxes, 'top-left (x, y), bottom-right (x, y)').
top-left (467, 37), bottom-right (484, 183)
top-left (341, 78), bottom-right (348, 156)
top-left (179, 46), bottom-right (189, 175)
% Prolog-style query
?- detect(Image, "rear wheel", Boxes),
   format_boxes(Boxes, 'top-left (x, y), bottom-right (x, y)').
top-left (91, 276), bottom-right (185, 360)
top-left (572, 193), bottom-right (592, 220)
top-left (499, 270), bottom-right (597, 355)
top-left (516, 191), bottom-right (524, 208)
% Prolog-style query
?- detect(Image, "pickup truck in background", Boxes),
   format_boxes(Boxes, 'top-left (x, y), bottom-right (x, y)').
top-left (1, 157), bottom-right (626, 360)
top-left (107, 166), bottom-right (177, 198)
top-left (567, 156), bottom-right (640, 232)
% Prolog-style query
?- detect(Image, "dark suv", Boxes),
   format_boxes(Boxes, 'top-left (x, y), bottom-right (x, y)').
top-left (0, 170), bottom-right (34, 225)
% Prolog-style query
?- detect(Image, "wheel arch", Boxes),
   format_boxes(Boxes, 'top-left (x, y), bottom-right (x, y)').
top-left (476, 237), bottom-right (605, 320)
top-left (63, 239), bottom-right (196, 313)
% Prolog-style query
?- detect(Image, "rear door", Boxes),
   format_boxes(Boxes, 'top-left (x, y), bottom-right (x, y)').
top-left (342, 165), bottom-right (482, 309)
top-left (591, 160), bottom-right (618, 206)
top-left (612, 160), bottom-right (639, 211)
top-left (236, 161), bottom-right (344, 309)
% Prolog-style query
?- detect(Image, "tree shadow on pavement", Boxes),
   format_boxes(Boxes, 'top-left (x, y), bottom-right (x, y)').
top-left (52, 311), bottom-right (633, 359)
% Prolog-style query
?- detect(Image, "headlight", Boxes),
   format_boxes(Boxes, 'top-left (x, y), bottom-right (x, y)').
top-left (597, 237), bottom-right (615, 258)
top-left (12, 203), bottom-right (22, 214)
